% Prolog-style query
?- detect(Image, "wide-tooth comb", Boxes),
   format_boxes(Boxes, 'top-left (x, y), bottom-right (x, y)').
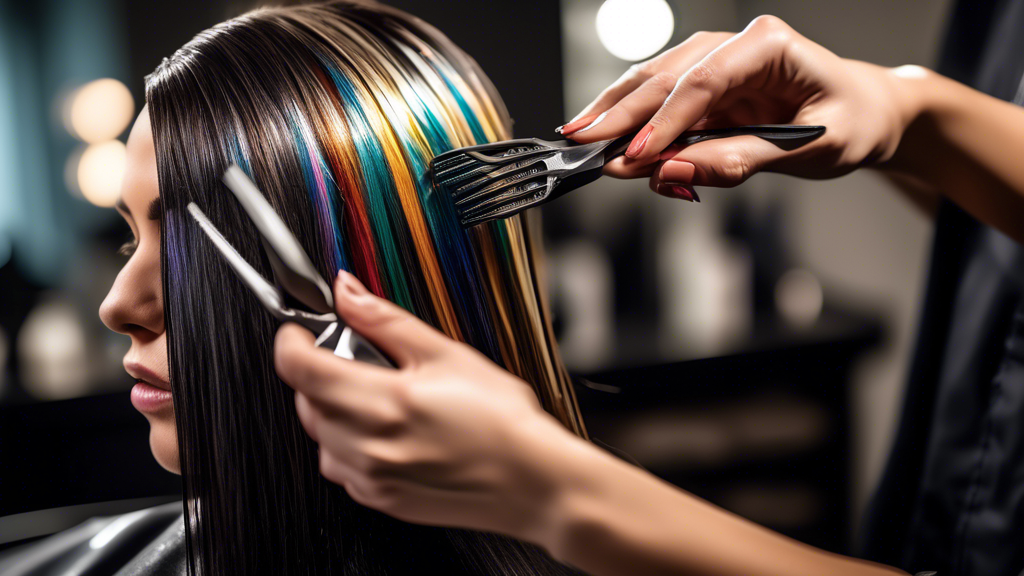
top-left (429, 124), bottom-right (826, 228)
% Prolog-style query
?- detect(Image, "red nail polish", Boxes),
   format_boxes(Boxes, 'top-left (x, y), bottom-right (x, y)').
top-left (558, 113), bottom-right (599, 136)
top-left (657, 183), bottom-right (696, 202)
top-left (625, 125), bottom-right (654, 158)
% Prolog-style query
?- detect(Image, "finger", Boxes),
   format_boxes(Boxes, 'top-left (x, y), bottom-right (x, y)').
top-left (648, 134), bottom-right (797, 189)
top-left (294, 391), bottom-right (321, 443)
top-left (566, 66), bottom-right (647, 128)
top-left (334, 271), bottom-right (453, 367)
top-left (623, 16), bottom-right (798, 163)
top-left (601, 154), bottom-right (661, 179)
top-left (318, 446), bottom-right (365, 494)
top-left (566, 72), bottom-right (680, 144)
top-left (274, 322), bottom-right (393, 402)
top-left (562, 31), bottom-right (733, 135)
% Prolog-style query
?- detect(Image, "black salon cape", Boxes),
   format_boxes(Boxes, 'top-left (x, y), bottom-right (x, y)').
top-left (859, 0), bottom-right (1024, 574)
top-left (0, 503), bottom-right (185, 576)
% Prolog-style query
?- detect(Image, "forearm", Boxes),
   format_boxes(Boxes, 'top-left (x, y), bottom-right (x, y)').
top-left (522, 424), bottom-right (907, 576)
top-left (879, 66), bottom-right (1024, 242)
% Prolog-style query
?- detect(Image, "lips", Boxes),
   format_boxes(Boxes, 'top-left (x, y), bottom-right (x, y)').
top-left (130, 381), bottom-right (172, 413)
top-left (124, 361), bottom-right (170, 391)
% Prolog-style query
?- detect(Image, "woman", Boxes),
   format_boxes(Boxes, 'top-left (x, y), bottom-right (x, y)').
top-left (1, 1), bottom-right (584, 574)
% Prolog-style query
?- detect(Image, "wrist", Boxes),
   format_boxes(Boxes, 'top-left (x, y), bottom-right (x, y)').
top-left (535, 433), bottom-right (670, 571)
top-left (499, 413), bottom-right (598, 546)
top-left (877, 64), bottom-right (941, 172)
top-left (886, 65), bottom-right (933, 130)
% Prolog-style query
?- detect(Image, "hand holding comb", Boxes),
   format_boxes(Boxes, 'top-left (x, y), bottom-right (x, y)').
top-left (429, 124), bottom-right (825, 228)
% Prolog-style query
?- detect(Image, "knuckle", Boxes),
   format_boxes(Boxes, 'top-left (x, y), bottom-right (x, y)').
top-left (750, 14), bottom-right (786, 32)
top-left (648, 71), bottom-right (679, 93)
top-left (388, 379), bottom-right (416, 412)
top-left (749, 15), bottom-right (792, 45)
top-left (361, 441), bottom-right (410, 477)
top-left (628, 61), bottom-right (655, 79)
top-left (688, 30), bottom-right (710, 43)
top-left (370, 402), bottom-right (409, 436)
top-left (683, 62), bottom-right (715, 90)
top-left (646, 113), bottom-right (672, 130)
top-left (716, 151), bottom-right (753, 185)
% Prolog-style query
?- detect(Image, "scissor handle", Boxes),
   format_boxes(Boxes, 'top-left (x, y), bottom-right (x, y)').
top-left (315, 322), bottom-right (396, 368)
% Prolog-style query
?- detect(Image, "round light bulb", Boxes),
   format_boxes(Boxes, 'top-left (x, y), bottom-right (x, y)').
top-left (595, 0), bottom-right (674, 62)
top-left (64, 78), bottom-right (135, 144)
top-left (76, 140), bottom-right (127, 208)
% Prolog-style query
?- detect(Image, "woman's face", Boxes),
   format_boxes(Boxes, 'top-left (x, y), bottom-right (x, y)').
top-left (99, 106), bottom-right (180, 474)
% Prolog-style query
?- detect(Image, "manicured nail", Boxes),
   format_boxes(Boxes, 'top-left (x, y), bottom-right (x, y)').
top-left (558, 113), bottom-right (599, 136)
top-left (660, 160), bottom-right (696, 184)
top-left (657, 183), bottom-right (697, 202)
top-left (573, 111), bottom-right (608, 135)
top-left (625, 125), bottom-right (654, 158)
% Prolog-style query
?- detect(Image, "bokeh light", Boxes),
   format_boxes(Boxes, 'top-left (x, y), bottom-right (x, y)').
top-left (595, 0), bottom-right (674, 62)
top-left (64, 78), bottom-right (134, 144)
top-left (775, 268), bottom-right (824, 328)
top-left (73, 140), bottom-right (127, 208)
top-left (18, 299), bottom-right (90, 400)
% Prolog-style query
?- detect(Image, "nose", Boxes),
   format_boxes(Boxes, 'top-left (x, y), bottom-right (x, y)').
top-left (100, 253), bottom-right (163, 337)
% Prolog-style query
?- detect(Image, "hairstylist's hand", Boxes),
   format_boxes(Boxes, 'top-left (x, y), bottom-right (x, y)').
top-left (273, 271), bottom-right (583, 544)
top-left (563, 15), bottom-right (918, 199)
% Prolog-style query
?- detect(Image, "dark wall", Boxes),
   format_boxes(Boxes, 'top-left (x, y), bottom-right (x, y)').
top-left (383, 0), bottom-right (565, 137)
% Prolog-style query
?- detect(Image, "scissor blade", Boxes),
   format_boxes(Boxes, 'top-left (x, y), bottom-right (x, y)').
top-left (187, 203), bottom-right (287, 318)
top-left (221, 164), bottom-right (334, 314)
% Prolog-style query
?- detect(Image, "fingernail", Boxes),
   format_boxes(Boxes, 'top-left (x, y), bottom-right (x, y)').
top-left (659, 160), bottom-right (696, 183)
top-left (558, 113), bottom-right (599, 136)
top-left (625, 125), bottom-right (654, 158)
top-left (340, 271), bottom-right (369, 297)
top-left (573, 111), bottom-right (608, 135)
top-left (657, 183), bottom-right (697, 202)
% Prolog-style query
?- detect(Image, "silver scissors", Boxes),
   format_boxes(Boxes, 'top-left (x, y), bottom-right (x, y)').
top-left (187, 164), bottom-right (394, 368)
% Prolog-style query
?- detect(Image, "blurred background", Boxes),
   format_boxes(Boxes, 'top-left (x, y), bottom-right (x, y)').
top-left (0, 0), bottom-right (950, 560)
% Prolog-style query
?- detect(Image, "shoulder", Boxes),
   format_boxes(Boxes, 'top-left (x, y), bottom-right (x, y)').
top-left (0, 502), bottom-right (185, 576)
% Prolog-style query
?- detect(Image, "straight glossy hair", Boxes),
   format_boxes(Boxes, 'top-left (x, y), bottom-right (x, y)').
top-left (145, 1), bottom-right (584, 574)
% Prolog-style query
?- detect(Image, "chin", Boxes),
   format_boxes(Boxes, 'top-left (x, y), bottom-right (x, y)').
top-left (146, 415), bottom-right (181, 474)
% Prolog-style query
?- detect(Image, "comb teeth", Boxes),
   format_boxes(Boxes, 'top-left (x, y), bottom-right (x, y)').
top-left (452, 157), bottom-right (546, 204)
top-left (431, 145), bottom-right (553, 188)
top-left (428, 136), bottom-right (609, 228)
top-left (458, 179), bottom-right (551, 227)
top-left (432, 154), bottom-right (499, 189)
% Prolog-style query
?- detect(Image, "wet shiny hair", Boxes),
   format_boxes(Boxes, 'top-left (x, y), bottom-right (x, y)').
top-left (145, 1), bottom-right (584, 574)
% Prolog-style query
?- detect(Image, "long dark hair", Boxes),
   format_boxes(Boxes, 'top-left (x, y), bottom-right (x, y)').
top-left (145, 1), bottom-right (584, 574)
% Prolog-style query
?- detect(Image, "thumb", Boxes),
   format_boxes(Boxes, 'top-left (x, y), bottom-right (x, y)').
top-left (650, 135), bottom-right (795, 190)
top-left (333, 270), bottom-right (450, 367)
